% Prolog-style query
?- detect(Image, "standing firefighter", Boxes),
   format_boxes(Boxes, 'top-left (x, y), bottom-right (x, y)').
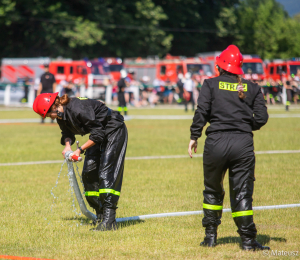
top-left (33, 94), bottom-right (127, 231)
top-left (188, 45), bottom-right (269, 251)
top-left (37, 64), bottom-right (57, 123)
top-left (117, 69), bottom-right (128, 115)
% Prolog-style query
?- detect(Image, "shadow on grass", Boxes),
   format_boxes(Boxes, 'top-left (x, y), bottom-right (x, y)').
top-left (62, 216), bottom-right (91, 225)
top-left (61, 216), bottom-right (146, 228)
top-left (118, 219), bottom-right (145, 229)
top-left (218, 235), bottom-right (287, 245)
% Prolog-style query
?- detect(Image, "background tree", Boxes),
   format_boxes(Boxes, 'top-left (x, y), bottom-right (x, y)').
top-left (0, 0), bottom-right (300, 59)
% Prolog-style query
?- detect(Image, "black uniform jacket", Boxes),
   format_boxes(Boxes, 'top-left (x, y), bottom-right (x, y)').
top-left (57, 98), bottom-right (124, 145)
top-left (190, 74), bottom-right (268, 140)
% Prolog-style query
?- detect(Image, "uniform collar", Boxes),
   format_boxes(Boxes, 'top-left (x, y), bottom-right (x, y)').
top-left (222, 74), bottom-right (238, 80)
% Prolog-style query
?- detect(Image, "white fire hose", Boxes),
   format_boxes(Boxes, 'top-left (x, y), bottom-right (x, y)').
top-left (65, 149), bottom-right (97, 221)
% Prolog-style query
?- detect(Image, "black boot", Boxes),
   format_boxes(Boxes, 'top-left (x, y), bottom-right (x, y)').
top-left (241, 238), bottom-right (270, 251)
top-left (200, 226), bottom-right (217, 247)
top-left (94, 208), bottom-right (118, 231)
top-left (91, 210), bottom-right (103, 226)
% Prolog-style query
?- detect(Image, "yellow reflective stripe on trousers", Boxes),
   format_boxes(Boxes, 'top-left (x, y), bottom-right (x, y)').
top-left (203, 203), bottom-right (223, 210)
top-left (232, 210), bottom-right (253, 218)
top-left (85, 191), bottom-right (99, 196)
top-left (99, 189), bottom-right (120, 196)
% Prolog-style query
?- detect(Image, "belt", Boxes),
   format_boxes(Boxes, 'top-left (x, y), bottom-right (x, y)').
top-left (106, 107), bottom-right (124, 124)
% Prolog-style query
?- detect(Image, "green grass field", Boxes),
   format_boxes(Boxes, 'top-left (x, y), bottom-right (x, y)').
top-left (0, 105), bottom-right (299, 259)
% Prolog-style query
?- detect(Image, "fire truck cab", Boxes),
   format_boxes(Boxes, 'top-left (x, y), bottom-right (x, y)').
top-left (266, 60), bottom-right (300, 81)
top-left (50, 60), bottom-right (111, 86)
top-left (124, 54), bottom-right (213, 84)
top-left (242, 55), bottom-right (266, 81)
top-left (105, 58), bottom-right (123, 81)
top-left (49, 60), bottom-right (87, 84)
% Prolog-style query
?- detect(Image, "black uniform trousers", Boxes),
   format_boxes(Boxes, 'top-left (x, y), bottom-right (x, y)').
top-left (202, 131), bottom-right (257, 239)
top-left (82, 124), bottom-right (128, 214)
top-left (118, 92), bottom-right (127, 113)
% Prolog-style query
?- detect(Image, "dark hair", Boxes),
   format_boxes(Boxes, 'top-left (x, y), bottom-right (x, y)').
top-left (48, 94), bottom-right (70, 114)
top-left (54, 94), bottom-right (70, 106)
top-left (218, 66), bottom-right (246, 99)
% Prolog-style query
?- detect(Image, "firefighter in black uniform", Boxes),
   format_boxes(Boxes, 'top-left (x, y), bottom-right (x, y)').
top-left (37, 64), bottom-right (57, 123)
top-left (188, 45), bottom-right (270, 251)
top-left (33, 93), bottom-right (127, 231)
top-left (117, 69), bottom-right (128, 115)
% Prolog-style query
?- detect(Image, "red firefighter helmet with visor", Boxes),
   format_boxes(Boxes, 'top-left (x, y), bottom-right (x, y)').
top-left (33, 92), bottom-right (59, 118)
top-left (216, 45), bottom-right (244, 75)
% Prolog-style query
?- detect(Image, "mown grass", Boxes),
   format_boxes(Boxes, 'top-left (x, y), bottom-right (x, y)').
top-left (1, 104), bottom-right (300, 119)
top-left (0, 106), bottom-right (299, 259)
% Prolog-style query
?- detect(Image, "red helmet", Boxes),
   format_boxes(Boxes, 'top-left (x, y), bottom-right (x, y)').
top-left (216, 45), bottom-right (244, 75)
top-left (33, 92), bottom-right (59, 118)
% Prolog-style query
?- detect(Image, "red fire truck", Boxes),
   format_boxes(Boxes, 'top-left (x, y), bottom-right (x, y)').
top-left (197, 52), bottom-right (267, 80)
top-left (49, 60), bottom-right (111, 87)
top-left (1, 57), bottom-right (122, 86)
top-left (1, 57), bottom-right (51, 83)
top-left (104, 58), bottom-right (123, 81)
top-left (266, 60), bottom-right (300, 81)
top-left (124, 54), bottom-right (213, 84)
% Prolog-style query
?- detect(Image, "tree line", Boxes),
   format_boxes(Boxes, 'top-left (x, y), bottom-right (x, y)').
top-left (0, 0), bottom-right (299, 60)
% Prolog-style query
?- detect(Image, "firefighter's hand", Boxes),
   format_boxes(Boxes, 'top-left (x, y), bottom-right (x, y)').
top-left (71, 149), bottom-right (81, 162)
top-left (62, 146), bottom-right (72, 159)
top-left (188, 139), bottom-right (197, 158)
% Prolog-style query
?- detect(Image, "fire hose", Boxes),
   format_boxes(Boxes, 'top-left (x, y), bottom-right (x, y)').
top-left (65, 145), bottom-right (97, 222)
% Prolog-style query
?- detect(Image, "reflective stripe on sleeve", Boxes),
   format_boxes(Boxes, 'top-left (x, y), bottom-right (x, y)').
top-left (203, 203), bottom-right (223, 210)
top-left (99, 189), bottom-right (120, 196)
top-left (232, 210), bottom-right (253, 218)
top-left (85, 191), bottom-right (99, 196)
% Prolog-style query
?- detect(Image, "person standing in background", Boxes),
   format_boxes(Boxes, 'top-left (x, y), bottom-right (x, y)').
top-left (183, 72), bottom-right (195, 112)
top-left (37, 64), bottom-right (57, 123)
top-left (176, 73), bottom-right (184, 104)
top-left (21, 77), bottom-right (30, 103)
top-left (117, 70), bottom-right (128, 115)
top-left (284, 77), bottom-right (294, 111)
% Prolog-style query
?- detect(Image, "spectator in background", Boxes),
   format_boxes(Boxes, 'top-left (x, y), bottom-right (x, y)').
top-left (111, 80), bottom-right (119, 106)
top-left (117, 69), bottom-right (128, 115)
top-left (269, 79), bottom-right (277, 105)
top-left (62, 80), bottom-right (75, 97)
top-left (140, 76), bottom-right (150, 106)
top-left (126, 70), bottom-right (134, 106)
top-left (183, 72), bottom-right (195, 112)
top-left (261, 79), bottom-right (275, 105)
top-left (163, 78), bottom-right (174, 104)
top-left (21, 77), bottom-right (30, 103)
top-left (37, 64), bottom-right (57, 123)
top-left (153, 78), bottom-right (165, 103)
top-left (176, 73), bottom-right (184, 104)
top-left (193, 76), bottom-right (202, 102)
top-left (291, 75), bottom-right (300, 105)
top-left (284, 78), bottom-right (293, 111)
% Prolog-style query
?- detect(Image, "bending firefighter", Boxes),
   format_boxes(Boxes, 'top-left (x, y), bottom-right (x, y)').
top-left (188, 45), bottom-right (270, 251)
top-left (33, 94), bottom-right (128, 231)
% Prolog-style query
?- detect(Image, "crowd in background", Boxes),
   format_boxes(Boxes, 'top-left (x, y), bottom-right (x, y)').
top-left (16, 68), bottom-right (300, 113)
top-left (111, 68), bottom-right (300, 113)
top-left (111, 70), bottom-right (205, 112)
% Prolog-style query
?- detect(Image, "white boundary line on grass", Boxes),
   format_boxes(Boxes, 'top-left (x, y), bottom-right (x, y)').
top-left (1, 149), bottom-right (300, 167)
top-left (1, 113), bottom-right (300, 123)
top-left (116, 203), bottom-right (300, 222)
